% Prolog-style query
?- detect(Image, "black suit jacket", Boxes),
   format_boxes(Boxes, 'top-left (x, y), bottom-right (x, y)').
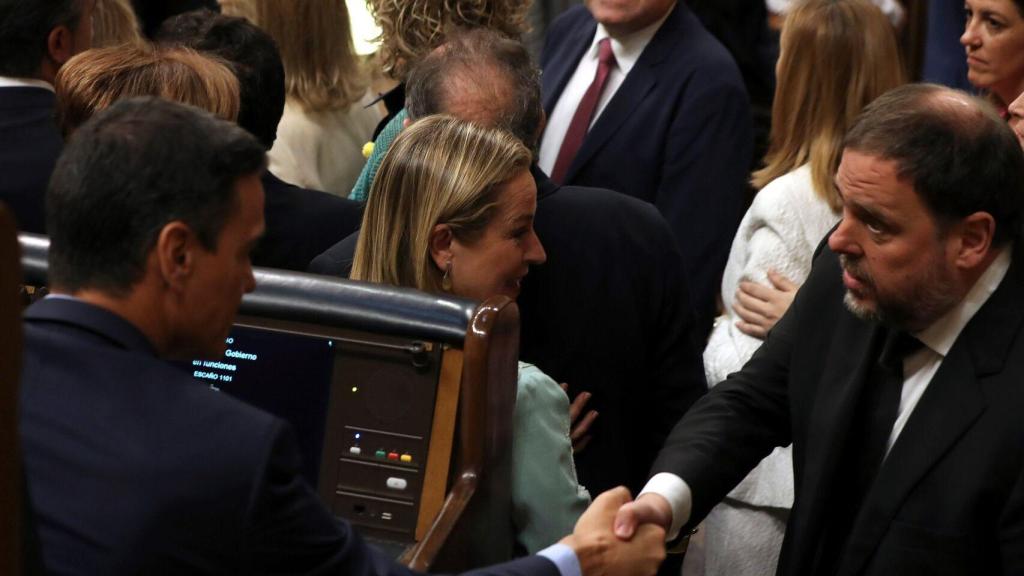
top-left (0, 87), bottom-right (61, 234)
top-left (654, 243), bottom-right (1024, 575)
top-left (255, 171), bottom-right (363, 271)
top-left (309, 166), bottom-right (708, 496)
top-left (540, 4), bottom-right (753, 335)
top-left (20, 298), bottom-right (559, 576)
top-left (520, 166), bottom-right (706, 495)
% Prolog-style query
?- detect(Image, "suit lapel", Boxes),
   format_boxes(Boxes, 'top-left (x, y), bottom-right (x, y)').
top-left (788, 313), bottom-right (881, 574)
top-left (560, 5), bottom-right (684, 183)
top-left (562, 66), bottom-right (657, 183)
top-left (839, 244), bottom-right (1024, 576)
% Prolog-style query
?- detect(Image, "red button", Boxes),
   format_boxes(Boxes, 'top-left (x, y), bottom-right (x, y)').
top-left (387, 452), bottom-right (399, 460)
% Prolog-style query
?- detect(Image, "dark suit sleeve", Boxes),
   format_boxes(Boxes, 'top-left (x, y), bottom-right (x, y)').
top-left (647, 220), bottom-right (708, 457)
top-left (999, 463), bottom-right (1024, 572)
top-left (657, 74), bottom-right (752, 333)
top-left (242, 423), bottom-right (562, 576)
top-left (651, 243), bottom-right (804, 529)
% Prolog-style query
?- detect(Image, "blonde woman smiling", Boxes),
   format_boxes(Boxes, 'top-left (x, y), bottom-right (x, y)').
top-left (352, 115), bottom-right (589, 554)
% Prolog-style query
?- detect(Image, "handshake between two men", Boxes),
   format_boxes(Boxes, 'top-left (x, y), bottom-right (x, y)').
top-left (559, 488), bottom-right (672, 576)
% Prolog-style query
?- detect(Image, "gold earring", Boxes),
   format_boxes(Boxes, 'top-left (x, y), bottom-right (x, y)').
top-left (441, 260), bottom-right (452, 292)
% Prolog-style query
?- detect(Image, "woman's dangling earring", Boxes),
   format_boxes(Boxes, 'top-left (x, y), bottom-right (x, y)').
top-left (441, 260), bottom-right (453, 292)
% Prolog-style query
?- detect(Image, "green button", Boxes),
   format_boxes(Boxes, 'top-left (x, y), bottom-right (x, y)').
top-left (375, 450), bottom-right (386, 459)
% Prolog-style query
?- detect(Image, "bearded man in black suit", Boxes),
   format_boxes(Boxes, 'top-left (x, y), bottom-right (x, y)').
top-left (616, 84), bottom-right (1024, 575)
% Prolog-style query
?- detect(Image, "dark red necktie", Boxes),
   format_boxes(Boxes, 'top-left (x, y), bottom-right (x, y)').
top-left (551, 38), bottom-right (617, 184)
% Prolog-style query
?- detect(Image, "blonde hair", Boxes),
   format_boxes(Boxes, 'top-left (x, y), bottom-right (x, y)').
top-left (752, 0), bottom-right (904, 210)
top-left (91, 0), bottom-right (143, 49)
top-left (55, 44), bottom-right (240, 137)
top-left (369, 0), bottom-right (530, 79)
top-left (223, 0), bottom-right (369, 112)
top-left (351, 115), bottom-right (532, 293)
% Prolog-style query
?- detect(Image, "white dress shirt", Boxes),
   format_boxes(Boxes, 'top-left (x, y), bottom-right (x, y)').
top-left (0, 76), bottom-right (54, 92)
top-left (537, 6), bottom-right (673, 175)
top-left (642, 247), bottom-right (1013, 540)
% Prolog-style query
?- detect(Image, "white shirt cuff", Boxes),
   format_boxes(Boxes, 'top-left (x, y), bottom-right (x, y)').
top-left (537, 542), bottom-right (581, 576)
top-left (638, 472), bottom-right (692, 541)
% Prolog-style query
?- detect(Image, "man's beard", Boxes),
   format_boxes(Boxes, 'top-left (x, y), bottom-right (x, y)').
top-left (839, 253), bottom-right (960, 331)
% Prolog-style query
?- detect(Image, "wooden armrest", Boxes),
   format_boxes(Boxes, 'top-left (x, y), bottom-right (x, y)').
top-left (400, 471), bottom-right (478, 570)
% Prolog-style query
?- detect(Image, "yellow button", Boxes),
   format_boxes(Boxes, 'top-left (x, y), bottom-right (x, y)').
top-left (400, 454), bottom-right (412, 463)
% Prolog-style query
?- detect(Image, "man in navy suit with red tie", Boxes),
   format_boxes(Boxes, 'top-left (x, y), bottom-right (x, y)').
top-left (539, 0), bottom-right (753, 337)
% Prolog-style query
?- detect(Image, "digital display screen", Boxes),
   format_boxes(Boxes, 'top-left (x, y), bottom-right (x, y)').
top-left (186, 325), bottom-right (336, 486)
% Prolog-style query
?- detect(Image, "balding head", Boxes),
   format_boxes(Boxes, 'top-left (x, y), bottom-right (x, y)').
top-left (405, 28), bottom-right (542, 150)
top-left (844, 84), bottom-right (1024, 245)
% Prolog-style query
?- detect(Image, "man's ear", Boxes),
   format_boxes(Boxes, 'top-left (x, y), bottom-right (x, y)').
top-left (46, 25), bottom-right (76, 68)
top-left (402, 116), bottom-right (412, 129)
top-left (154, 222), bottom-right (198, 292)
top-left (428, 224), bottom-right (454, 270)
top-left (954, 211), bottom-right (996, 270)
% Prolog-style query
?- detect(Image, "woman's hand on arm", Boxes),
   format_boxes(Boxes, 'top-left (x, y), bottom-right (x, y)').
top-left (733, 270), bottom-right (799, 339)
top-left (560, 383), bottom-right (598, 453)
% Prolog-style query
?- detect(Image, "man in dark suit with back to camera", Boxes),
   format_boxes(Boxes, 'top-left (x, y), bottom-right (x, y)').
top-left (20, 97), bottom-right (666, 575)
top-left (538, 0), bottom-right (753, 336)
top-left (0, 0), bottom-right (93, 234)
top-left (154, 10), bottom-right (364, 272)
top-left (614, 84), bottom-right (1024, 575)
top-left (310, 29), bottom-right (708, 498)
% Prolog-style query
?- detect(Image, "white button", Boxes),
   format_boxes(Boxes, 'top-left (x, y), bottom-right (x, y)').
top-left (349, 446), bottom-right (361, 455)
top-left (386, 477), bottom-right (407, 490)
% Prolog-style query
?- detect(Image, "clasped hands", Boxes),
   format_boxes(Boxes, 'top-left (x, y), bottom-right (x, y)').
top-left (560, 489), bottom-right (672, 576)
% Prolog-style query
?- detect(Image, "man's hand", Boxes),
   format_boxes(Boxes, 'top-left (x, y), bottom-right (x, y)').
top-left (560, 384), bottom-right (599, 453)
top-left (560, 487), bottom-right (666, 576)
top-left (734, 270), bottom-right (798, 339)
top-left (612, 492), bottom-right (672, 540)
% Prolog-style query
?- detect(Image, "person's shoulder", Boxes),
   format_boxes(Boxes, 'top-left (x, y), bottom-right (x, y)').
top-left (23, 321), bottom-right (282, 465)
top-left (657, 5), bottom-right (745, 87)
top-left (547, 184), bottom-right (662, 224)
top-left (516, 361), bottom-right (565, 400)
top-left (751, 165), bottom-right (838, 233)
top-left (545, 184), bottom-right (673, 244)
top-left (667, 4), bottom-right (733, 58)
top-left (308, 232), bottom-right (358, 277)
top-left (549, 4), bottom-right (594, 32)
top-left (752, 165), bottom-right (815, 207)
top-left (0, 85), bottom-right (56, 110)
top-left (262, 172), bottom-right (362, 222)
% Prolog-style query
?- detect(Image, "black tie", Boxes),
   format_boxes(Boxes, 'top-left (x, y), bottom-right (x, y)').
top-left (818, 330), bottom-right (924, 571)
